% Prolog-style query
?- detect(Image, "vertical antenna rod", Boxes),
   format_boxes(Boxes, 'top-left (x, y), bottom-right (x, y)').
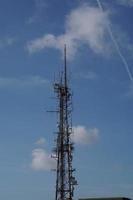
top-left (64, 44), bottom-right (67, 88)
top-left (53, 45), bottom-right (77, 200)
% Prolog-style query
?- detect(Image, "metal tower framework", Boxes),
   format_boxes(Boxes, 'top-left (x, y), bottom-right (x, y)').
top-left (53, 46), bottom-right (77, 200)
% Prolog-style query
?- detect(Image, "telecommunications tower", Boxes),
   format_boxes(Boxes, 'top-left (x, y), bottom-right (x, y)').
top-left (53, 45), bottom-right (77, 200)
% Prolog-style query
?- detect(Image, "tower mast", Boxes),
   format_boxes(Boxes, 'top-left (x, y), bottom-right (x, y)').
top-left (53, 45), bottom-right (77, 200)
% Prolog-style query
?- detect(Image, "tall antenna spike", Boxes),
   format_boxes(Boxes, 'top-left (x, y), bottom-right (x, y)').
top-left (64, 44), bottom-right (67, 88)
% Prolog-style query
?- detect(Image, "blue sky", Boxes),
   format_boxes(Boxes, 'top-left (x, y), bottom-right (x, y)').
top-left (0, 0), bottom-right (133, 200)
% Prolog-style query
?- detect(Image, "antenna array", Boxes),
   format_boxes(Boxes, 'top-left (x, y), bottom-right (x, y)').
top-left (53, 45), bottom-right (77, 200)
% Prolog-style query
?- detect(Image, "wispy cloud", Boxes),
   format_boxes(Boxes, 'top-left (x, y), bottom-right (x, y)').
top-left (72, 125), bottom-right (99, 145)
top-left (35, 137), bottom-right (46, 145)
top-left (31, 148), bottom-right (56, 171)
top-left (0, 37), bottom-right (16, 49)
top-left (79, 71), bottom-right (98, 80)
top-left (117, 0), bottom-right (133, 7)
top-left (0, 76), bottom-right (49, 89)
top-left (125, 82), bottom-right (133, 97)
top-left (27, 0), bottom-right (47, 24)
top-left (27, 4), bottom-right (110, 59)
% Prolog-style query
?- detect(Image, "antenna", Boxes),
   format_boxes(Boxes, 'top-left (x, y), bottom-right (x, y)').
top-left (53, 45), bottom-right (77, 200)
top-left (64, 44), bottom-right (67, 88)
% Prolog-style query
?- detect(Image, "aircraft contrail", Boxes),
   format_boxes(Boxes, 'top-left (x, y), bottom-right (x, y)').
top-left (96, 0), bottom-right (133, 82)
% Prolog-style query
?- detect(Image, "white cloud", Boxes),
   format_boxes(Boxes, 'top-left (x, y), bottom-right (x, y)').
top-left (27, 4), bottom-right (110, 59)
top-left (117, 0), bottom-right (133, 7)
top-left (72, 125), bottom-right (99, 145)
top-left (31, 126), bottom-right (99, 171)
top-left (35, 137), bottom-right (46, 145)
top-left (0, 76), bottom-right (49, 88)
top-left (31, 148), bottom-right (56, 171)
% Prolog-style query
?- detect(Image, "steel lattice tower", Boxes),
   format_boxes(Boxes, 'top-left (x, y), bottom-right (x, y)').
top-left (53, 45), bottom-right (77, 200)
